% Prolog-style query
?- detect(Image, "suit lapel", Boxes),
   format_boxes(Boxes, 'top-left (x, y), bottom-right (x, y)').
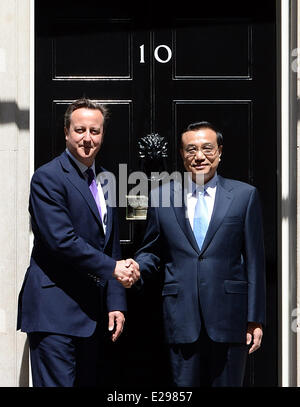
top-left (200, 176), bottom-right (233, 253)
top-left (59, 152), bottom-right (102, 226)
top-left (171, 175), bottom-right (234, 254)
top-left (171, 181), bottom-right (201, 254)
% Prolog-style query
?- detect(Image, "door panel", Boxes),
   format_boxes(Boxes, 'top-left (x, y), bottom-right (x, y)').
top-left (174, 23), bottom-right (251, 79)
top-left (53, 21), bottom-right (132, 79)
top-left (35, 0), bottom-right (277, 386)
top-left (173, 101), bottom-right (252, 180)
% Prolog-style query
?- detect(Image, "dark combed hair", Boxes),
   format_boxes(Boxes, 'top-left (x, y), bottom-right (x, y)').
top-left (180, 121), bottom-right (223, 146)
top-left (64, 98), bottom-right (110, 130)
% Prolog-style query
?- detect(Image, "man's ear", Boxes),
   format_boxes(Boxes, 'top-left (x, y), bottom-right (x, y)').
top-left (64, 127), bottom-right (68, 141)
top-left (218, 145), bottom-right (223, 158)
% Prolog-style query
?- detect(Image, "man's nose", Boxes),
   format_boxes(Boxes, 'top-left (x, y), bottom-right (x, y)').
top-left (83, 131), bottom-right (91, 141)
top-left (194, 149), bottom-right (205, 159)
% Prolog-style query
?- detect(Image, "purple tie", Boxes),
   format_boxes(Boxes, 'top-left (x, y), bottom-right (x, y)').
top-left (86, 168), bottom-right (102, 219)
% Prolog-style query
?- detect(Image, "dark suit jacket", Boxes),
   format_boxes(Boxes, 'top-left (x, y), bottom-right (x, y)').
top-left (135, 175), bottom-right (266, 344)
top-left (17, 151), bottom-right (126, 337)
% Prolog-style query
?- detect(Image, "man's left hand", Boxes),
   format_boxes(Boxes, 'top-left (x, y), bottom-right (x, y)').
top-left (246, 322), bottom-right (263, 354)
top-left (108, 311), bottom-right (125, 342)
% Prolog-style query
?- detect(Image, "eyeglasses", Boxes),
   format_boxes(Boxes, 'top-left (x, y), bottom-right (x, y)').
top-left (183, 145), bottom-right (219, 158)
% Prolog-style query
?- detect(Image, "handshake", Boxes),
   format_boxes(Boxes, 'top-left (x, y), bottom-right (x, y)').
top-left (113, 258), bottom-right (140, 288)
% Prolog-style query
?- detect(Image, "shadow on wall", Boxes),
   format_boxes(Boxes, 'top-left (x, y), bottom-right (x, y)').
top-left (0, 101), bottom-right (29, 130)
top-left (18, 337), bottom-right (30, 387)
top-left (0, 101), bottom-right (30, 386)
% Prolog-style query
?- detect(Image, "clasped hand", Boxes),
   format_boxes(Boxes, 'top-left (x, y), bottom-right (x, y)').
top-left (113, 259), bottom-right (140, 288)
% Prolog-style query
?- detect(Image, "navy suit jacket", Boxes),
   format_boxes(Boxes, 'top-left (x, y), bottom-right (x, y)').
top-left (135, 175), bottom-right (266, 344)
top-left (17, 151), bottom-right (126, 337)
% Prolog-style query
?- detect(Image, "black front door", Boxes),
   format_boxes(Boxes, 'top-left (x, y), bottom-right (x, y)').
top-left (35, 0), bottom-right (277, 386)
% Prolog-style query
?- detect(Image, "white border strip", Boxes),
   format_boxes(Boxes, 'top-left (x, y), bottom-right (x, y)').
top-left (281, 0), bottom-right (290, 387)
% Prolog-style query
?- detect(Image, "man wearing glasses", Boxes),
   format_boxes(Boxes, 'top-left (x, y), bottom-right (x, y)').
top-left (133, 121), bottom-right (266, 387)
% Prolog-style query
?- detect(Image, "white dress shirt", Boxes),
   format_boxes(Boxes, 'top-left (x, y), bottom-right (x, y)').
top-left (186, 173), bottom-right (218, 232)
top-left (66, 149), bottom-right (107, 234)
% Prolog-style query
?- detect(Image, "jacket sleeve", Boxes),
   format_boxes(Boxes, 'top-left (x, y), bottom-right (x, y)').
top-left (29, 168), bottom-right (116, 287)
top-left (244, 187), bottom-right (266, 325)
top-left (134, 193), bottom-right (162, 283)
top-left (106, 207), bottom-right (127, 312)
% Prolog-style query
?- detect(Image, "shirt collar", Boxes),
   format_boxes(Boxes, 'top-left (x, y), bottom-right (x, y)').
top-left (66, 148), bottom-right (95, 175)
top-left (188, 172), bottom-right (218, 197)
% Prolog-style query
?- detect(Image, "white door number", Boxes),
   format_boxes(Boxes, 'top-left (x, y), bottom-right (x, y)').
top-left (139, 44), bottom-right (172, 64)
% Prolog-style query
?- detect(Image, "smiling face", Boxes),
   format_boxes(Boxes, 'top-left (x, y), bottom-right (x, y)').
top-left (64, 107), bottom-right (104, 167)
top-left (180, 127), bottom-right (222, 184)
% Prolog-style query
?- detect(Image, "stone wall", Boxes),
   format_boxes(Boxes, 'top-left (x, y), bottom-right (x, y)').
top-left (0, 0), bottom-right (31, 387)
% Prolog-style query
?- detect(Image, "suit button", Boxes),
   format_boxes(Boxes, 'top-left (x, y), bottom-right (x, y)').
top-left (199, 256), bottom-right (203, 261)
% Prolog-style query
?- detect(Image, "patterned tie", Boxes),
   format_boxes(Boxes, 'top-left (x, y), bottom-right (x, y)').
top-left (86, 168), bottom-right (102, 219)
top-left (193, 189), bottom-right (209, 250)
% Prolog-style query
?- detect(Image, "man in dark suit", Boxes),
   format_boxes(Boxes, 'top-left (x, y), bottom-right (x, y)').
top-left (133, 121), bottom-right (266, 387)
top-left (17, 98), bottom-right (139, 387)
